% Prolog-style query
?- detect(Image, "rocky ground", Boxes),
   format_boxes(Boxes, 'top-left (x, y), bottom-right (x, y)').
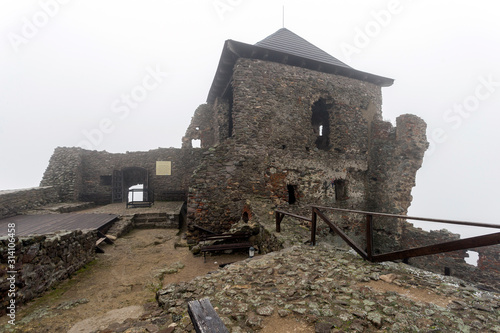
top-left (1, 201), bottom-right (499, 332)
top-left (4, 237), bottom-right (500, 333)
top-left (154, 244), bottom-right (500, 332)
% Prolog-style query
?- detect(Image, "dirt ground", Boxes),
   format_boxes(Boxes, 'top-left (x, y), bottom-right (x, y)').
top-left (0, 228), bottom-right (249, 333)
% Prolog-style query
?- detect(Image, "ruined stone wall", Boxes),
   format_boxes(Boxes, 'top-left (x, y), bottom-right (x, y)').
top-left (367, 115), bottom-right (429, 253)
top-left (0, 229), bottom-right (97, 314)
top-left (478, 244), bottom-right (500, 275)
top-left (402, 225), bottom-right (465, 271)
top-left (368, 115), bottom-right (428, 215)
top-left (0, 187), bottom-right (60, 220)
top-left (400, 223), bottom-right (500, 290)
top-left (182, 104), bottom-right (217, 148)
top-left (40, 147), bottom-right (83, 202)
top-left (183, 98), bottom-right (232, 149)
top-left (41, 147), bottom-right (204, 205)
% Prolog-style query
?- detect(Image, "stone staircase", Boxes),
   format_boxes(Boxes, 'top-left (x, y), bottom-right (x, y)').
top-left (132, 212), bottom-right (179, 229)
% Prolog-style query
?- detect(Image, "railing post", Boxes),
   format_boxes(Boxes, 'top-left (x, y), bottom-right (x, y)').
top-left (311, 208), bottom-right (317, 246)
top-left (366, 214), bottom-right (373, 261)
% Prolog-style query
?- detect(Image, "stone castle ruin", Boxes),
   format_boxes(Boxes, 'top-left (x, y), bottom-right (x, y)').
top-left (3, 29), bottom-right (500, 297)
top-left (42, 29), bottom-right (428, 236)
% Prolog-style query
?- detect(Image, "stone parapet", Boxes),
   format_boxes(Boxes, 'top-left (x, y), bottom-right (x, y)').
top-left (0, 187), bottom-right (60, 220)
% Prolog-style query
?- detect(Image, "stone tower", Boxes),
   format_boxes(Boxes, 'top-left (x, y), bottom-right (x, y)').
top-left (183, 28), bottom-right (428, 252)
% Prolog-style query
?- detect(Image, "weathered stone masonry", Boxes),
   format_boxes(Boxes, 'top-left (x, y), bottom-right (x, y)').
top-left (41, 147), bottom-right (204, 204)
top-left (0, 229), bottom-right (97, 314)
top-left (0, 187), bottom-right (60, 220)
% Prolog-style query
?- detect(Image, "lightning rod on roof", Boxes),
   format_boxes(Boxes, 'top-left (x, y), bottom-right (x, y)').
top-left (282, 5), bottom-right (285, 28)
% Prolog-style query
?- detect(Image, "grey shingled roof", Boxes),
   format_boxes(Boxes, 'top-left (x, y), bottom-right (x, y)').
top-left (207, 29), bottom-right (394, 104)
top-left (255, 28), bottom-right (352, 70)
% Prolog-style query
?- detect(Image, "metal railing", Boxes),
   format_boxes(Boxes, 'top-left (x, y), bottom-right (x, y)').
top-left (276, 205), bottom-right (500, 262)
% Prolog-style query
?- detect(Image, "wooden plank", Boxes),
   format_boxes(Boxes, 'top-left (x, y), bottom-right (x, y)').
top-left (372, 232), bottom-right (500, 262)
top-left (201, 242), bottom-right (252, 252)
top-left (96, 237), bottom-right (107, 246)
top-left (188, 298), bottom-right (229, 333)
top-left (0, 213), bottom-right (118, 236)
top-left (201, 233), bottom-right (250, 242)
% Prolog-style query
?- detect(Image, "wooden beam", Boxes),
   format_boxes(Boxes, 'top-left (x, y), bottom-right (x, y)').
top-left (314, 208), bottom-right (368, 260)
top-left (188, 298), bottom-right (229, 333)
top-left (275, 210), bottom-right (311, 222)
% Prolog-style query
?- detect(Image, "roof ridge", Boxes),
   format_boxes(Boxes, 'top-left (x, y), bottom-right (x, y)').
top-left (255, 28), bottom-right (352, 69)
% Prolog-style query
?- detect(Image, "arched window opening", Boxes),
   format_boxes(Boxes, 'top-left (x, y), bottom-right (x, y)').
top-left (465, 250), bottom-right (479, 266)
top-left (311, 98), bottom-right (331, 150)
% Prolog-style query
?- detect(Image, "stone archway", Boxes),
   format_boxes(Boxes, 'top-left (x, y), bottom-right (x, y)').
top-left (112, 167), bottom-right (149, 203)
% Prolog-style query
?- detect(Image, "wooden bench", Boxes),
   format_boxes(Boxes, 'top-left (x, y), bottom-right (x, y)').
top-left (188, 298), bottom-right (229, 333)
top-left (199, 233), bottom-right (252, 262)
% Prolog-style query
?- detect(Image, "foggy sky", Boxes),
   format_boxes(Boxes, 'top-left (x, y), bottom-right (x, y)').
top-left (1, 0), bottom-right (499, 238)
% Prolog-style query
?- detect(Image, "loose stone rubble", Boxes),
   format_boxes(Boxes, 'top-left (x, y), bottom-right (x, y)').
top-left (94, 243), bottom-right (499, 333)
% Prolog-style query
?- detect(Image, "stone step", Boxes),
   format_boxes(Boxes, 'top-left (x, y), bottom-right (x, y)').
top-left (133, 213), bottom-right (167, 221)
top-left (133, 216), bottom-right (168, 223)
top-left (130, 212), bottom-right (180, 229)
top-left (134, 213), bottom-right (167, 219)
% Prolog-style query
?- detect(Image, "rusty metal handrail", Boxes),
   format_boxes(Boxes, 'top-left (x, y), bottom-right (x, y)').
top-left (276, 205), bottom-right (500, 263)
top-left (275, 209), bottom-right (311, 233)
top-left (311, 205), bottom-right (500, 230)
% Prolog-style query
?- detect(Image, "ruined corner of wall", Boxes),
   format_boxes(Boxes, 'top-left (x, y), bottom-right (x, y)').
top-left (182, 104), bottom-right (216, 149)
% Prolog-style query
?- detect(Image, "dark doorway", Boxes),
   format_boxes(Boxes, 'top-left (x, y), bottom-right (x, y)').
top-left (334, 179), bottom-right (347, 201)
top-left (242, 212), bottom-right (249, 223)
top-left (287, 185), bottom-right (297, 204)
